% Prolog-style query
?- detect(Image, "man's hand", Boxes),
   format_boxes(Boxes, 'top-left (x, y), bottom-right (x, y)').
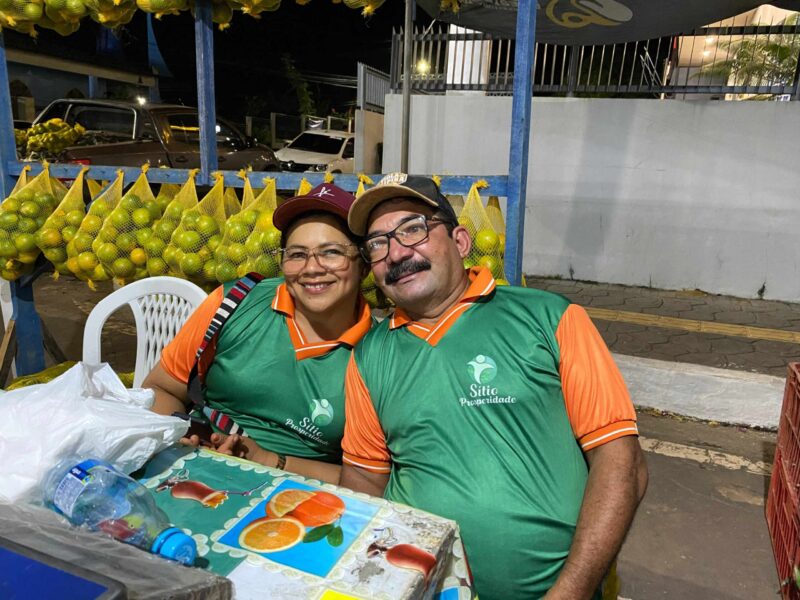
top-left (544, 436), bottom-right (648, 600)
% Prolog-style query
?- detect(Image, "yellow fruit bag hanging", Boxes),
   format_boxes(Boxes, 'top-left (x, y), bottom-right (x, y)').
top-left (165, 173), bottom-right (227, 286)
top-left (223, 185), bottom-right (241, 218)
top-left (37, 168), bottom-right (88, 279)
top-left (155, 182), bottom-right (181, 214)
top-left (66, 170), bottom-right (125, 288)
top-left (460, 180), bottom-right (505, 281)
top-left (148, 174), bottom-right (199, 278)
top-left (93, 166), bottom-right (160, 285)
top-left (236, 178), bottom-right (281, 281)
top-left (0, 164), bottom-right (66, 281)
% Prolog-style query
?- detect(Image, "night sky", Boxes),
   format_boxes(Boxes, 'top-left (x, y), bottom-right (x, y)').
top-left (8, 1), bottom-right (422, 122)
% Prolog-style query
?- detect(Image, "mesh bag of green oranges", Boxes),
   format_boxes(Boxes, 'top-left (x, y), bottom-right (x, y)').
top-left (457, 180), bottom-right (509, 285)
top-left (66, 170), bottom-right (125, 289)
top-left (36, 167), bottom-right (88, 278)
top-left (93, 168), bottom-right (161, 285)
top-left (232, 178), bottom-right (284, 282)
top-left (148, 175), bottom-right (199, 278)
top-left (164, 174), bottom-right (227, 288)
top-left (0, 164), bottom-right (67, 281)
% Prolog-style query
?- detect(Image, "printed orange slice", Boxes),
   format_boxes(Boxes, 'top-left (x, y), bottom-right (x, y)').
top-left (239, 517), bottom-right (305, 553)
top-left (288, 491), bottom-right (346, 528)
top-left (266, 489), bottom-right (315, 518)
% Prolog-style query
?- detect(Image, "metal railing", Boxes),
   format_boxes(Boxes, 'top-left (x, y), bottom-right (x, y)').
top-left (357, 62), bottom-right (390, 113)
top-left (391, 22), bottom-right (800, 99)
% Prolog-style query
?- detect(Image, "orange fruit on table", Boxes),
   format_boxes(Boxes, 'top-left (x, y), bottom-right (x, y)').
top-left (266, 489), bottom-right (345, 527)
top-left (239, 517), bottom-right (304, 554)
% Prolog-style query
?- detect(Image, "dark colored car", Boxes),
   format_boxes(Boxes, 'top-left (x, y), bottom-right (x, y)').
top-left (33, 99), bottom-right (280, 171)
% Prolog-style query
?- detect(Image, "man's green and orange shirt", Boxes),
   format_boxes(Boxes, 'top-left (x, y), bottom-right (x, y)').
top-left (342, 267), bottom-right (638, 599)
top-left (161, 277), bottom-right (373, 463)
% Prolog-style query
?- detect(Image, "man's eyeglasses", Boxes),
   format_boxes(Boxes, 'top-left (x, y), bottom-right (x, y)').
top-left (360, 215), bottom-right (451, 264)
top-left (280, 243), bottom-right (359, 274)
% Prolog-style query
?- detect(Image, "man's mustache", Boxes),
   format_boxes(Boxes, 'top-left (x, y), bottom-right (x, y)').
top-left (384, 259), bottom-right (431, 285)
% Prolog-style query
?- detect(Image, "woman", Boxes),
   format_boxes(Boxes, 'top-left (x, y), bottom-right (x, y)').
top-left (143, 183), bottom-right (370, 483)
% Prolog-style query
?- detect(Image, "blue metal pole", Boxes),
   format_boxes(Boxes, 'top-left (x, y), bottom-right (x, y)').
top-left (0, 32), bottom-right (45, 374)
top-left (505, 0), bottom-right (536, 286)
top-left (194, 0), bottom-right (218, 186)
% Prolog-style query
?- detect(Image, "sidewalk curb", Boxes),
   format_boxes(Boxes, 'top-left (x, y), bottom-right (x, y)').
top-left (614, 353), bottom-right (785, 430)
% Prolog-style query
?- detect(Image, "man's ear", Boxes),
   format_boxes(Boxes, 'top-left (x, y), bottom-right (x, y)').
top-left (452, 225), bottom-right (472, 259)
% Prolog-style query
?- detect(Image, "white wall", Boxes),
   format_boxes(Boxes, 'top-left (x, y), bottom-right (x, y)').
top-left (355, 109), bottom-right (384, 173)
top-left (383, 95), bottom-right (800, 301)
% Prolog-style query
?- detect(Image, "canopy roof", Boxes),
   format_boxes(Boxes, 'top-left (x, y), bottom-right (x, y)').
top-left (417, 0), bottom-right (800, 43)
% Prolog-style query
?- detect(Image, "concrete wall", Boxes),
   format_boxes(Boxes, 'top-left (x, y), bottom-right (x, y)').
top-left (383, 95), bottom-right (800, 301)
top-left (355, 109), bottom-right (384, 173)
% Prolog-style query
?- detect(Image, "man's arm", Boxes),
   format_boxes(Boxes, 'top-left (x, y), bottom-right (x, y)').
top-left (544, 435), bottom-right (648, 600)
top-left (339, 464), bottom-right (390, 498)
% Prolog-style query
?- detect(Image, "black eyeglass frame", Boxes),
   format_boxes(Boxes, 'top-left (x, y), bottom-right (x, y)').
top-left (359, 215), bottom-right (454, 264)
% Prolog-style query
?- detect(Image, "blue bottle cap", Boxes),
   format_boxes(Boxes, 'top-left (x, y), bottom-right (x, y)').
top-left (151, 527), bottom-right (197, 566)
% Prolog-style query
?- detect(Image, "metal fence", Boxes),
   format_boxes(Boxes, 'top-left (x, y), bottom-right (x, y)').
top-left (390, 22), bottom-right (800, 100)
top-left (357, 62), bottom-right (390, 113)
top-left (245, 112), bottom-right (354, 149)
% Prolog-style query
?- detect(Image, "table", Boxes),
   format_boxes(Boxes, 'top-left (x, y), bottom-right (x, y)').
top-left (138, 447), bottom-right (475, 600)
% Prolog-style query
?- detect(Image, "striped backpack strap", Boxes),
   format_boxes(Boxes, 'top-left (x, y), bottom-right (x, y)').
top-left (186, 272), bottom-right (266, 436)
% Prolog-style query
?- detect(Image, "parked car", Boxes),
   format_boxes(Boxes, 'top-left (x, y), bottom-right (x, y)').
top-left (32, 99), bottom-right (280, 171)
top-left (275, 129), bottom-right (354, 173)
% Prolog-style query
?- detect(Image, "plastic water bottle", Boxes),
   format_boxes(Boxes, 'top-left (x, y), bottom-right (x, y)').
top-left (42, 457), bottom-right (197, 566)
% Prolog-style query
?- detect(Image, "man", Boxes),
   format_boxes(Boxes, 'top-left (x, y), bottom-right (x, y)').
top-left (340, 173), bottom-right (648, 600)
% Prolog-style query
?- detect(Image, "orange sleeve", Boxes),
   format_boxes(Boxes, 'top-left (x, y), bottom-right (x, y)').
top-left (342, 354), bottom-right (391, 473)
top-left (555, 304), bottom-right (638, 452)
top-left (159, 286), bottom-right (224, 384)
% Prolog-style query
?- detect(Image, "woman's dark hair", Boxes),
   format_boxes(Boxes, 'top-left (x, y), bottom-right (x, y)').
top-left (280, 210), bottom-right (362, 249)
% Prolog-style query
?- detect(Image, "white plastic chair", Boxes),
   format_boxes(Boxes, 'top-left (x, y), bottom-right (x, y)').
top-left (83, 276), bottom-right (208, 387)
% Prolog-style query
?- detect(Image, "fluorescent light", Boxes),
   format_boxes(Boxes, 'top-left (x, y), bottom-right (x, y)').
top-left (135, 96), bottom-right (146, 106)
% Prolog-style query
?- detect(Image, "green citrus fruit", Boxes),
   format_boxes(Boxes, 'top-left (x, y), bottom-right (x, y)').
top-left (18, 217), bottom-right (37, 233)
top-left (130, 248), bottom-right (147, 266)
top-left (227, 243), bottom-right (247, 265)
top-left (135, 228), bottom-right (153, 246)
top-left (34, 191), bottom-right (54, 207)
top-left (120, 194), bottom-right (142, 212)
top-left (0, 212), bottom-right (18, 230)
top-left (474, 229), bottom-right (499, 254)
top-left (65, 210), bottom-right (84, 227)
top-left (90, 200), bottom-right (110, 219)
top-left (179, 253), bottom-right (202, 276)
top-left (261, 225), bottom-right (281, 250)
top-left (175, 230), bottom-right (201, 251)
top-left (164, 203), bottom-right (183, 220)
top-left (44, 247), bottom-right (67, 263)
top-left (131, 208), bottom-right (152, 228)
top-left (19, 201), bottom-right (41, 218)
top-left (110, 210), bottom-right (132, 229)
top-left (206, 234), bottom-right (221, 252)
top-left (96, 243), bottom-right (118, 264)
top-left (61, 225), bottom-right (78, 243)
top-left (478, 255), bottom-right (503, 278)
top-left (144, 238), bottom-right (166, 257)
top-left (154, 220), bottom-right (175, 240)
top-left (181, 212), bottom-right (200, 231)
top-left (144, 200), bottom-right (161, 220)
top-left (2, 197), bottom-right (21, 213)
top-left (116, 233), bottom-right (136, 253)
top-left (77, 251), bottom-right (99, 272)
top-left (215, 261), bottom-right (236, 283)
top-left (36, 228), bottom-right (62, 248)
top-left (111, 257), bottom-right (135, 278)
top-left (82, 214), bottom-right (103, 234)
top-left (226, 221), bottom-right (249, 243)
top-left (147, 257), bottom-right (168, 276)
top-left (240, 210), bottom-right (259, 227)
top-left (253, 254), bottom-right (279, 277)
top-left (201, 259), bottom-right (217, 282)
top-left (0, 239), bottom-right (17, 258)
top-left (196, 215), bottom-right (219, 237)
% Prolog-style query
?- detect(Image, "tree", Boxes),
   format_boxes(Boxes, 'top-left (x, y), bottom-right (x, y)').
top-left (695, 14), bottom-right (799, 96)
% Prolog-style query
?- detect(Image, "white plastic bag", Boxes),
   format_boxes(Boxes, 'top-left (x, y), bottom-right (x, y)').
top-left (0, 362), bottom-right (188, 503)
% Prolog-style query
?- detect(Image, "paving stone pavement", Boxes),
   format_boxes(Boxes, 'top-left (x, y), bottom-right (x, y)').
top-left (526, 276), bottom-right (800, 378)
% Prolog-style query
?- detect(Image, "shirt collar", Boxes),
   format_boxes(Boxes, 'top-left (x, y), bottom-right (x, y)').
top-left (272, 283), bottom-right (373, 359)
top-left (388, 267), bottom-right (496, 345)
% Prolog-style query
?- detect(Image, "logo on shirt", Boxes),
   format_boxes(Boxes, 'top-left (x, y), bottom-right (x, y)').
top-left (309, 398), bottom-right (334, 427)
top-left (459, 354), bottom-right (516, 408)
top-left (468, 354), bottom-right (497, 384)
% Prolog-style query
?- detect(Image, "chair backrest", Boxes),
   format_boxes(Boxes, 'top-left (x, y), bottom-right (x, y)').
top-left (82, 277), bottom-right (208, 387)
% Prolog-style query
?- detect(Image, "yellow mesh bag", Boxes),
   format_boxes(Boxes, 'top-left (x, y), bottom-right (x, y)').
top-left (295, 178), bottom-right (312, 196)
top-left (460, 180), bottom-right (506, 282)
top-left (155, 183), bottom-right (181, 213)
top-left (149, 174), bottom-right (199, 277)
top-left (86, 179), bottom-right (109, 199)
top-left (93, 167), bottom-right (159, 285)
top-left (223, 185), bottom-right (241, 218)
top-left (0, 164), bottom-right (67, 281)
top-left (37, 168), bottom-right (88, 279)
top-left (165, 174), bottom-right (227, 285)
top-left (239, 176), bottom-right (257, 210)
top-left (355, 173), bottom-right (373, 198)
top-left (66, 170), bottom-right (125, 289)
top-left (234, 178), bottom-right (282, 281)
top-left (447, 195), bottom-right (465, 218)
